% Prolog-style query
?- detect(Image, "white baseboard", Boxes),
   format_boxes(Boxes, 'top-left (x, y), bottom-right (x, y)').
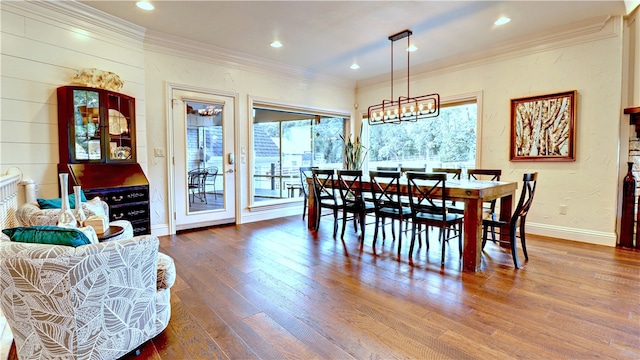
top-left (527, 222), bottom-right (617, 247)
top-left (151, 224), bottom-right (170, 237)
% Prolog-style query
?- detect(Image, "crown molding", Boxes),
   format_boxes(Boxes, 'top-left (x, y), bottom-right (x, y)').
top-left (2, 1), bottom-right (146, 48)
top-left (144, 30), bottom-right (355, 90)
top-left (357, 15), bottom-right (621, 90)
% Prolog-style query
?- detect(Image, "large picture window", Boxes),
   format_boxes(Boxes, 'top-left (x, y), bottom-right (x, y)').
top-left (367, 100), bottom-right (477, 171)
top-left (252, 108), bottom-right (346, 203)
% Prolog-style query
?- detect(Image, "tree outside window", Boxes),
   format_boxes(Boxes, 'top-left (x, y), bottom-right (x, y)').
top-left (367, 102), bottom-right (477, 170)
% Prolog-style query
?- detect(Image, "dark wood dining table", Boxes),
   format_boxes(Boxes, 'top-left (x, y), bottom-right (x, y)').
top-left (307, 177), bottom-right (518, 272)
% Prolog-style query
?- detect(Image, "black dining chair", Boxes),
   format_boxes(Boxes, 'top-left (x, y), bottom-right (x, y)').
top-left (468, 169), bottom-right (502, 236)
top-left (299, 166), bottom-right (317, 220)
top-left (481, 172), bottom-right (538, 268)
top-left (311, 169), bottom-right (341, 236)
top-left (188, 168), bottom-right (208, 204)
top-left (432, 167), bottom-right (463, 215)
top-left (204, 166), bottom-right (218, 199)
top-left (369, 170), bottom-right (411, 257)
top-left (406, 172), bottom-right (464, 265)
top-left (336, 170), bottom-right (376, 242)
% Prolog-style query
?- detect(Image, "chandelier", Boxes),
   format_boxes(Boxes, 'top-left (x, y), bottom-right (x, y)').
top-left (368, 30), bottom-right (440, 125)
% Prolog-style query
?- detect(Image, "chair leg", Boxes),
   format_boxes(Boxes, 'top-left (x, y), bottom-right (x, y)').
top-left (314, 205), bottom-right (321, 231)
top-left (341, 210), bottom-right (348, 240)
top-left (409, 222), bottom-right (417, 259)
top-left (440, 227), bottom-right (446, 265)
top-left (520, 220), bottom-right (528, 261)
top-left (481, 224), bottom-right (488, 249)
top-left (373, 216), bottom-right (380, 248)
top-left (302, 198), bottom-right (307, 220)
top-left (333, 209), bottom-right (339, 237)
top-left (511, 224), bottom-right (520, 269)
top-left (458, 222), bottom-right (463, 257)
top-left (397, 219), bottom-right (403, 257)
top-left (359, 212), bottom-right (366, 239)
top-left (382, 218), bottom-right (387, 240)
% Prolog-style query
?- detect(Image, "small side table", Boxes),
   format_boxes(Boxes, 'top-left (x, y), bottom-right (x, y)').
top-left (97, 225), bottom-right (124, 242)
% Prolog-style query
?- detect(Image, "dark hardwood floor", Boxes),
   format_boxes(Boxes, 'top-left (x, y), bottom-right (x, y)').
top-left (9, 215), bottom-right (640, 359)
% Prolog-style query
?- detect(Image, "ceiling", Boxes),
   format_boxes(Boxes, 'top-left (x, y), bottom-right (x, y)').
top-left (78, 1), bottom-right (629, 83)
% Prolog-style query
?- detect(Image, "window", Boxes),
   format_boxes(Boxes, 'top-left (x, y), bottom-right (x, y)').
top-left (252, 108), bottom-right (346, 203)
top-left (366, 100), bottom-right (477, 171)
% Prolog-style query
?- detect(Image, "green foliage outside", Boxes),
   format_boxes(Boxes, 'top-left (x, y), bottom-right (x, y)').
top-left (368, 103), bottom-right (476, 164)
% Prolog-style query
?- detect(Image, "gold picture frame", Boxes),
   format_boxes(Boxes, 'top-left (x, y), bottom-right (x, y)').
top-left (510, 90), bottom-right (577, 162)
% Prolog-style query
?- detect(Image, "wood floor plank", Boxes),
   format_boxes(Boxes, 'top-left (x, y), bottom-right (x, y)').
top-left (9, 216), bottom-right (639, 360)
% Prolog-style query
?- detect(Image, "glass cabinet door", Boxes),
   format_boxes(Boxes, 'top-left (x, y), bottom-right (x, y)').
top-left (72, 89), bottom-right (101, 161)
top-left (107, 93), bottom-right (134, 161)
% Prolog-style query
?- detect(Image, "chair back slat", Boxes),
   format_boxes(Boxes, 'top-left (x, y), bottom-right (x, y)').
top-left (513, 172), bottom-right (538, 221)
top-left (376, 165), bottom-right (400, 171)
top-left (400, 166), bottom-right (427, 176)
top-left (432, 167), bottom-right (461, 180)
top-left (467, 169), bottom-right (501, 181)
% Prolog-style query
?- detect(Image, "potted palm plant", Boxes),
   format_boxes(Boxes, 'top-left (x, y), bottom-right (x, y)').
top-left (339, 124), bottom-right (368, 170)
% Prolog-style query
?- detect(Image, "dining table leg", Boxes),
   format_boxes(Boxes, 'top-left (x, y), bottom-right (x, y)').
top-left (462, 198), bottom-right (483, 272)
top-left (307, 181), bottom-right (317, 230)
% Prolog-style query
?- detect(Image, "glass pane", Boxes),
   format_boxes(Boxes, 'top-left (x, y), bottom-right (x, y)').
top-left (107, 94), bottom-right (133, 161)
top-left (185, 101), bottom-right (224, 212)
top-left (252, 108), bottom-right (345, 203)
top-left (367, 102), bottom-right (477, 172)
top-left (73, 89), bottom-right (100, 161)
top-left (253, 121), bottom-right (284, 201)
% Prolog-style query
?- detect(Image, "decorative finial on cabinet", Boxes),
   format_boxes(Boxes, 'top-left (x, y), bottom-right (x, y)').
top-left (71, 68), bottom-right (124, 92)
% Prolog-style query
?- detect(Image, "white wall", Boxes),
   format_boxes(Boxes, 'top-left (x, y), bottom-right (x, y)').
top-left (357, 17), bottom-right (624, 246)
top-left (1, 2), bottom-right (147, 198)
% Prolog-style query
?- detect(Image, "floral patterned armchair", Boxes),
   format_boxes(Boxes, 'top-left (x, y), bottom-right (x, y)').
top-left (0, 235), bottom-right (175, 359)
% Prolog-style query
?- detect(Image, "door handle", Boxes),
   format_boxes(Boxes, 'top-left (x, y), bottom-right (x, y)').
top-left (226, 169), bottom-right (234, 173)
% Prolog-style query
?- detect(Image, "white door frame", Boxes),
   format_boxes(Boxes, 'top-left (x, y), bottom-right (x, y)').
top-left (166, 83), bottom-right (240, 234)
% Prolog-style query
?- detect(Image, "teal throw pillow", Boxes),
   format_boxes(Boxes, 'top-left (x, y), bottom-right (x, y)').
top-left (37, 190), bottom-right (87, 209)
top-left (2, 226), bottom-right (91, 247)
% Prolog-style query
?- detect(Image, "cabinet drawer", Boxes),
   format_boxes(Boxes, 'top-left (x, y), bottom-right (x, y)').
top-left (85, 187), bottom-right (148, 206)
top-left (110, 202), bottom-right (150, 222)
top-left (131, 219), bottom-right (150, 236)
top-left (104, 188), bottom-right (149, 205)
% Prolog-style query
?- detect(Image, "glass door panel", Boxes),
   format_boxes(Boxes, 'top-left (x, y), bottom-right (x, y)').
top-left (72, 89), bottom-right (100, 161)
top-left (107, 94), bottom-right (134, 161)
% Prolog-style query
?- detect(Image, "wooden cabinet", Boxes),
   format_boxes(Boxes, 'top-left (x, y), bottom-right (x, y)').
top-left (68, 164), bottom-right (150, 236)
top-left (58, 86), bottom-right (150, 236)
top-left (57, 85), bottom-right (136, 166)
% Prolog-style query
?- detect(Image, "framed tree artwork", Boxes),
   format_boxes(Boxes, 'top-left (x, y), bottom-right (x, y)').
top-left (510, 90), bottom-right (577, 161)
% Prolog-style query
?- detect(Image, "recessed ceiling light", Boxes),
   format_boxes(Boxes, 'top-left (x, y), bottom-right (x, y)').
top-left (270, 41), bottom-right (283, 48)
top-left (350, 63), bottom-right (360, 70)
top-left (136, 1), bottom-right (154, 10)
top-left (407, 44), bottom-right (418, 52)
top-left (494, 17), bottom-right (511, 26)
